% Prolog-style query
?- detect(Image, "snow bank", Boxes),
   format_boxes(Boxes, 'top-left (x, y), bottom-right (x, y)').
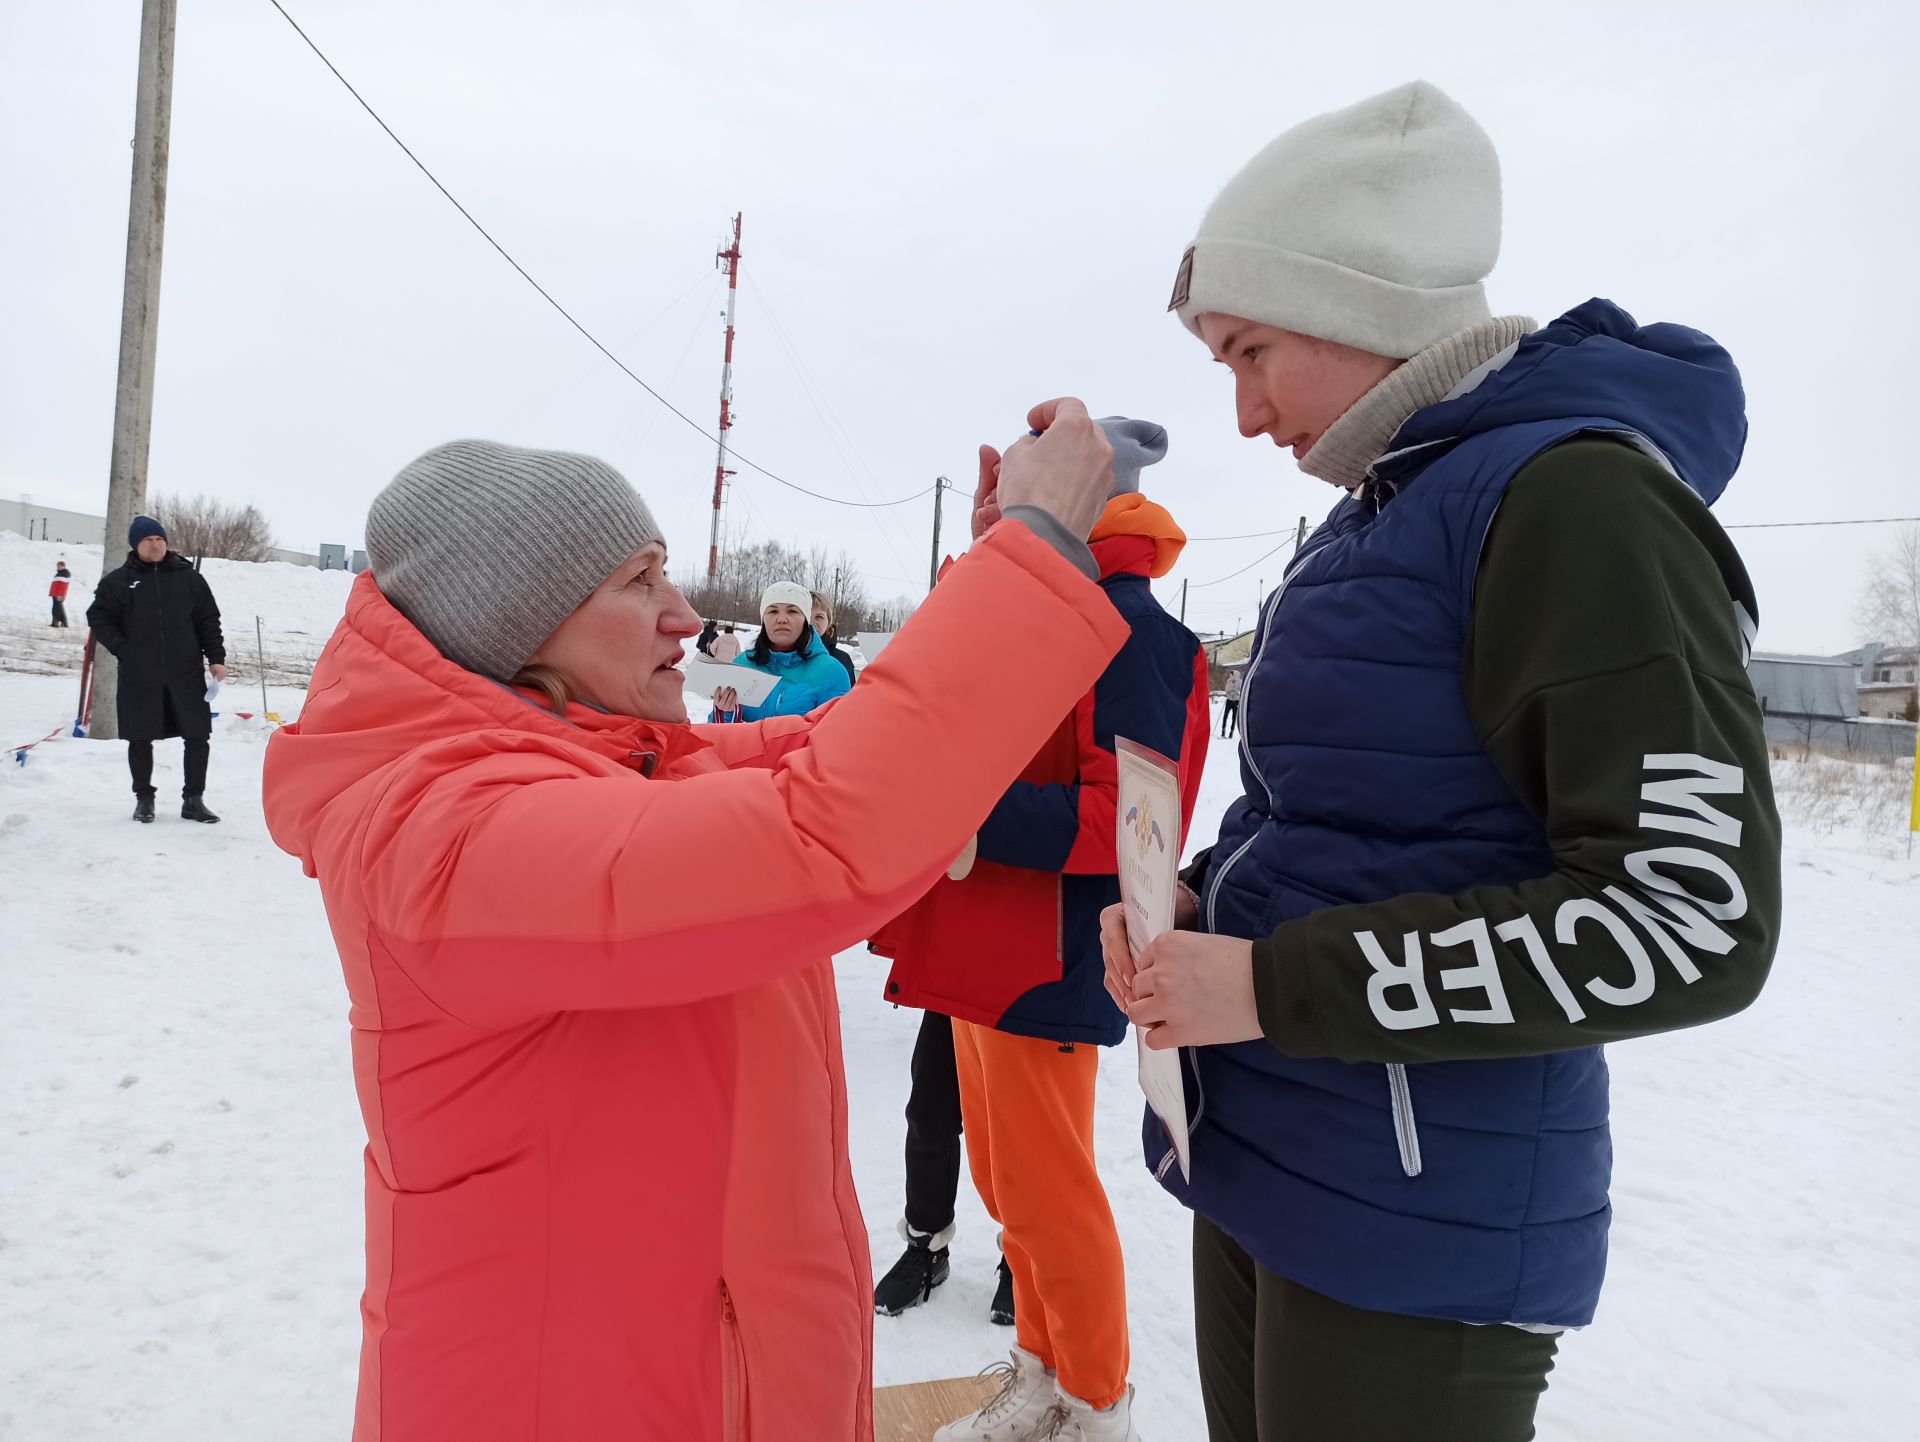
top-left (1, 531), bottom-right (356, 684)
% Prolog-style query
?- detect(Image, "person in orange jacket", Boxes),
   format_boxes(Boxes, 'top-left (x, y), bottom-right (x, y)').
top-left (873, 419), bottom-right (1211, 1442)
top-left (261, 412), bottom-right (1127, 1442)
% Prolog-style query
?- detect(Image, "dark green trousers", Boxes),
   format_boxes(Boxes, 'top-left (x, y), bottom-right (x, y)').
top-left (1193, 1215), bottom-right (1559, 1441)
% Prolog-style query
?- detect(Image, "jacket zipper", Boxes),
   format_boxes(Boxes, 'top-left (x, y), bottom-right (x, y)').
top-left (1151, 1047), bottom-right (1208, 1182)
top-left (719, 1280), bottom-right (749, 1441)
top-left (1386, 1063), bottom-right (1423, 1178)
top-left (1203, 538), bottom-right (1322, 929)
top-left (150, 563), bottom-right (166, 677)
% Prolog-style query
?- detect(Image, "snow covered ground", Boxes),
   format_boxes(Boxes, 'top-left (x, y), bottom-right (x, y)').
top-left (2, 660), bottom-right (1916, 1440)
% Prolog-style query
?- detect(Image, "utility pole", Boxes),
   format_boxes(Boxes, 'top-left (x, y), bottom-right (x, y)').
top-left (1256, 578), bottom-right (1264, 613)
top-left (1296, 515), bottom-right (1308, 550)
top-left (93, 0), bottom-right (177, 741)
top-left (1179, 577), bottom-right (1188, 626)
top-left (706, 212), bottom-right (743, 581)
top-left (928, 477), bottom-right (948, 590)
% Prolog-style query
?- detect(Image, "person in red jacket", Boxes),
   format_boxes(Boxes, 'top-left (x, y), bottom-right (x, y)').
top-left (873, 418), bottom-right (1211, 1442)
top-left (262, 412), bottom-right (1127, 1442)
top-left (49, 559), bottom-right (72, 627)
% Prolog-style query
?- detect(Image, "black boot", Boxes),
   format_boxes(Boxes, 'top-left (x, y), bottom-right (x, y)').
top-left (181, 795), bottom-right (221, 824)
top-left (874, 1226), bottom-right (951, 1316)
top-left (990, 1256), bottom-right (1015, 1326)
top-left (133, 791), bottom-right (156, 824)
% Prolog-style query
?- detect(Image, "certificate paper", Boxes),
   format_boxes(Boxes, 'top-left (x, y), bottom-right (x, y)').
top-left (681, 657), bottom-right (782, 707)
top-left (1115, 736), bottom-right (1192, 1182)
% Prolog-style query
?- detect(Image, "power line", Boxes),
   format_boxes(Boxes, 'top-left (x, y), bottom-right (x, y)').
top-left (1179, 511), bottom-right (1920, 608)
top-left (743, 272), bottom-right (919, 579)
top-left (1725, 516), bottom-right (1919, 530)
top-left (264, 0), bottom-right (930, 511)
top-left (633, 277), bottom-right (727, 449)
top-left (510, 271), bottom-right (714, 426)
top-left (1187, 535), bottom-right (1299, 588)
top-left (748, 271), bottom-right (937, 557)
top-left (1185, 527), bottom-right (1291, 543)
top-left (1184, 514), bottom-right (1919, 544)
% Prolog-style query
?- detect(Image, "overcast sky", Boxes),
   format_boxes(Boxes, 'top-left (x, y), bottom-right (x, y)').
top-left (3, 0), bottom-right (1913, 651)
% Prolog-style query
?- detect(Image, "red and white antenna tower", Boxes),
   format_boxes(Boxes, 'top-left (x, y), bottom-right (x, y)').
top-left (707, 212), bottom-right (743, 580)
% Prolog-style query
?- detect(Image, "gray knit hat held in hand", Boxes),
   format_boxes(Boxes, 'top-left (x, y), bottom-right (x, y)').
top-left (1169, 81), bottom-right (1502, 359)
top-left (1096, 417), bottom-right (1169, 497)
top-left (366, 439), bottom-right (663, 681)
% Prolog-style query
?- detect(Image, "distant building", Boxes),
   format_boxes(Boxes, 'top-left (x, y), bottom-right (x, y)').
top-left (1751, 649), bottom-right (1917, 760)
top-left (1204, 629), bottom-right (1256, 671)
top-left (1833, 642), bottom-right (1920, 720)
top-left (1749, 653), bottom-right (1858, 722)
top-left (1, 498), bottom-right (107, 544)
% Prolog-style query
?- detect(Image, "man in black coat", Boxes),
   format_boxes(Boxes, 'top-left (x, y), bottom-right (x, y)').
top-left (86, 516), bottom-right (228, 824)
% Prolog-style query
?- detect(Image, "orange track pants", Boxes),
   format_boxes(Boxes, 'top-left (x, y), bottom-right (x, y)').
top-left (951, 1019), bottom-right (1129, 1410)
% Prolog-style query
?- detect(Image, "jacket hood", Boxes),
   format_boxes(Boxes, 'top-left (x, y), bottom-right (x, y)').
top-left (264, 572), bottom-right (707, 865)
top-left (1381, 298), bottom-right (1747, 507)
top-left (1090, 494), bottom-right (1187, 578)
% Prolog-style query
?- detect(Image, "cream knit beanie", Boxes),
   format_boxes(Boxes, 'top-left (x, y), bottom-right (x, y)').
top-left (760, 581), bottom-right (813, 616)
top-left (1169, 81), bottom-right (1503, 359)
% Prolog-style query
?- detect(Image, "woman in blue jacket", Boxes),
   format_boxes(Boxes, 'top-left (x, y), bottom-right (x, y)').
top-left (709, 581), bottom-right (853, 722)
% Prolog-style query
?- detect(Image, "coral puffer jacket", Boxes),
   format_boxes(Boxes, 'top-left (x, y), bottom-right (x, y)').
top-left (261, 521), bottom-right (1127, 1442)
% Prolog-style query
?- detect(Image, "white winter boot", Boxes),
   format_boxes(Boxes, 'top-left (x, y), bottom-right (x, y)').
top-left (932, 1347), bottom-right (1061, 1442)
top-left (1052, 1383), bottom-right (1142, 1441)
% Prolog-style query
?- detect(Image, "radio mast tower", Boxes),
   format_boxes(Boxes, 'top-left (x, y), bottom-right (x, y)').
top-left (707, 212), bottom-right (742, 580)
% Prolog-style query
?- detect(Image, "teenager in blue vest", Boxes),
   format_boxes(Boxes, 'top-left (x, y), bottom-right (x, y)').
top-left (707, 581), bottom-right (853, 721)
top-left (1101, 82), bottom-right (1782, 1441)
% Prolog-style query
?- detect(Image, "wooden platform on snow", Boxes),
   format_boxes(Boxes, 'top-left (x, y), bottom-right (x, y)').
top-left (873, 1374), bottom-right (1000, 1441)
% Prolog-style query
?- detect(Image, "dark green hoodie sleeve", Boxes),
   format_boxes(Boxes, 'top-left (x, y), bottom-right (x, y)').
top-left (1251, 438), bottom-right (1782, 1065)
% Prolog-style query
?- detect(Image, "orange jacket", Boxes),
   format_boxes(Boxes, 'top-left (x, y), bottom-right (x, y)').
top-left (261, 521), bottom-right (1127, 1441)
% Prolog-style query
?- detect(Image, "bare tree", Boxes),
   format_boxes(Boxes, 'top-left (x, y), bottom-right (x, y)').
top-left (678, 536), bottom-right (892, 635)
top-left (1857, 524), bottom-right (1920, 649)
top-left (151, 491), bottom-right (275, 563)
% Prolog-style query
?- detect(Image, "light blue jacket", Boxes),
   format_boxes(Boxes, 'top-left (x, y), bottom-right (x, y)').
top-left (714, 632), bottom-right (852, 722)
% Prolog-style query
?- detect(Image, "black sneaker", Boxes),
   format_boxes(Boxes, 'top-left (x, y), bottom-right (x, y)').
top-left (874, 1230), bottom-right (950, 1316)
top-left (133, 792), bottom-right (156, 824)
top-left (990, 1257), bottom-right (1015, 1326)
top-left (181, 795), bottom-right (221, 824)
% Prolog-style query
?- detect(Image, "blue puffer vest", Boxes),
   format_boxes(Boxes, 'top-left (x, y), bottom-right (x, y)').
top-left (1149, 300), bottom-right (1747, 1327)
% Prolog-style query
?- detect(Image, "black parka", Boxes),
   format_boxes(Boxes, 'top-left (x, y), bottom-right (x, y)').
top-left (86, 551), bottom-right (226, 742)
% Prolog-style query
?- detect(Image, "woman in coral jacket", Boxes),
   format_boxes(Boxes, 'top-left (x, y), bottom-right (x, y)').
top-left (261, 412), bottom-right (1124, 1442)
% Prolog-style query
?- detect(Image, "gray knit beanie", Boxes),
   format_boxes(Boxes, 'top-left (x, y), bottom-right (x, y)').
top-left (1169, 81), bottom-right (1502, 359)
top-left (366, 439), bottom-right (662, 680)
top-left (1096, 417), bottom-right (1169, 496)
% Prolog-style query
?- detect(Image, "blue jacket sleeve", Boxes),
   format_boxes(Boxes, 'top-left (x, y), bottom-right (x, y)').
top-left (976, 611), bottom-right (1196, 874)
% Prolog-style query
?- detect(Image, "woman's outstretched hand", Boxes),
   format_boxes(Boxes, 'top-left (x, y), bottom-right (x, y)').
top-left (995, 398), bottom-right (1114, 541)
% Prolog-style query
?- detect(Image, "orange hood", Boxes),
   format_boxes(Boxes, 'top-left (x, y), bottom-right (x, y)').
top-left (1089, 493), bottom-right (1186, 578)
